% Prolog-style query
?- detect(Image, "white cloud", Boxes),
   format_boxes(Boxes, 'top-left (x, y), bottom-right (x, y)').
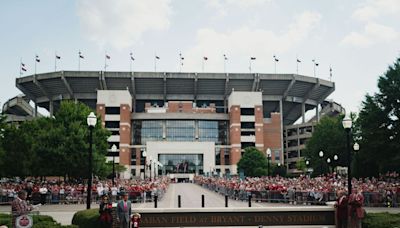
top-left (352, 0), bottom-right (400, 21)
top-left (183, 11), bottom-right (321, 72)
top-left (205, 0), bottom-right (272, 18)
top-left (341, 22), bottom-right (398, 47)
top-left (77, 0), bottom-right (172, 49)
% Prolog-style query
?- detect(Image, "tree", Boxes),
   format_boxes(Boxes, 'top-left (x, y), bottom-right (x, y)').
top-left (304, 115), bottom-right (348, 176)
top-left (296, 158), bottom-right (307, 174)
top-left (356, 57), bottom-right (400, 176)
top-left (237, 147), bottom-right (267, 177)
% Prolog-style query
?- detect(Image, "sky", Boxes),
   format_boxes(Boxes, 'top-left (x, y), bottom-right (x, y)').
top-left (1, 0), bottom-right (399, 114)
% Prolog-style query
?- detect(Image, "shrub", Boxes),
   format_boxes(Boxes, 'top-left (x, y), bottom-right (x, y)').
top-left (363, 212), bottom-right (400, 228)
top-left (0, 213), bottom-right (76, 228)
top-left (72, 209), bottom-right (101, 228)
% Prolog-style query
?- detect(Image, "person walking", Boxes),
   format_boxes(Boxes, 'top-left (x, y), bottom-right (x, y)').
top-left (348, 188), bottom-right (364, 228)
top-left (99, 195), bottom-right (113, 228)
top-left (116, 192), bottom-right (131, 228)
top-left (335, 190), bottom-right (348, 228)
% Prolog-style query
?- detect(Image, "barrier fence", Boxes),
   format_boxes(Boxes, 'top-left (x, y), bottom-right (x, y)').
top-left (197, 182), bottom-right (399, 208)
top-left (0, 189), bottom-right (166, 205)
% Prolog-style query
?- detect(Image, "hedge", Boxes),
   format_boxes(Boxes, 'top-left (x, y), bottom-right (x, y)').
top-left (363, 212), bottom-right (400, 228)
top-left (71, 208), bottom-right (101, 228)
top-left (0, 213), bottom-right (77, 228)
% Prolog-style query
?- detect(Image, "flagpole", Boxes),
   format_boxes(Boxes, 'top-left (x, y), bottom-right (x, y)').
top-left (202, 58), bottom-right (204, 72)
top-left (104, 51), bottom-right (107, 71)
top-left (179, 53), bottom-right (182, 73)
top-left (54, 51), bottom-right (57, 72)
top-left (274, 60), bottom-right (277, 74)
top-left (223, 54), bottom-right (227, 73)
top-left (329, 66), bottom-right (332, 81)
top-left (130, 52), bottom-right (133, 73)
top-left (34, 55), bottom-right (37, 75)
top-left (78, 50), bottom-right (81, 71)
top-left (296, 57), bottom-right (299, 75)
top-left (154, 52), bottom-right (157, 72)
top-left (249, 59), bottom-right (251, 73)
top-left (19, 58), bottom-right (22, 77)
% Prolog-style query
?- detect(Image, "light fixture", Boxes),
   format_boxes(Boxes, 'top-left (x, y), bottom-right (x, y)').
top-left (86, 112), bottom-right (97, 127)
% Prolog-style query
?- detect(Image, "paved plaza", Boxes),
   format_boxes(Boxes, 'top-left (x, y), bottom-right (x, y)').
top-left (1, 183), bottom-right (399, 225)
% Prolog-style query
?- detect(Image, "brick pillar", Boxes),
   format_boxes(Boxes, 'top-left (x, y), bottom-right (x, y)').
top-left (96, 104), bottom-right (106, 128)
top-left (254, 105), bottom-right (264, 151)
top-left (119, 104), bottom-right (132, 179)
top-left (263, 112), bottom-right (282, 163)
top-left (229, 105), bottom-right (241, 174)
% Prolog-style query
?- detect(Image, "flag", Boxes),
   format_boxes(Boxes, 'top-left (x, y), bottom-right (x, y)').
top-left (56, 55), bottom-right (61, 59)
top-left (315, 63), bottom-right (319, 66)
top-left (21, 63), bottom-right (26, 67)
top-left (203, 56), bottom-right (208, 60)
top-left (330, 67), bottom-right (332, 72)
top-left (250, 57), bottom-right (256, 60)
top-left (35, 55), bottom-right (40, 62)
top-left (181, 57), bottom-right (184, 60)
top-left (130, 52), bottom-right (135, 61)
top-left (79, 52), bottom-right (84, 59)
top-left (297, 59), bottom-right (301, 63)
top-left (224, 54), bottom-right (228, 60)
top-left (273, 55), bottom-right (279, 62)
top-left (21, 67), bottom-right (27, 71)
top-left (106, 54), bottom-right (110, 59)
top-left (155, 56), bottom-right (160, 59)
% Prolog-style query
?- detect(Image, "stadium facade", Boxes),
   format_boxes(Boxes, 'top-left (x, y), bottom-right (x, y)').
top-left (6, 71), bottom-right (339, 178)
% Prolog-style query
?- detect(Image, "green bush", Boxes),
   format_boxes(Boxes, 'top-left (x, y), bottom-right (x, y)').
top-left (72, 209), bottom-right (101, 228)
top-left (0, 213), bottom-right (76, 228)
top-left (363, 212), bottom-right (400, 228)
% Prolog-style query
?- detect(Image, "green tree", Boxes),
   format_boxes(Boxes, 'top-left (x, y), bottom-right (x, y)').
top-left (356, 57), bottom-right (400, 176)
top-left (296, 158), bottom-right (307, 174)
top-left (237, 147), bottom-right (267, 177)
top-left (304, 115), bottom-right (348, 176)
top-left (53, 101), bottom-right (110, 179)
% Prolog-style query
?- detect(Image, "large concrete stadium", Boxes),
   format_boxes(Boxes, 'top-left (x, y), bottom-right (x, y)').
top-left (3, 71), bottom-right (343, 178)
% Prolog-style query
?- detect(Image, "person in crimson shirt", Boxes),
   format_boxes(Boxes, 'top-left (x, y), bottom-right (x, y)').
top-left (99, 195), bottom-right (113, 228)
top-left (335, 190), bottom-right (348, 228)
top-left (348, 188), bottom-right (364, 228)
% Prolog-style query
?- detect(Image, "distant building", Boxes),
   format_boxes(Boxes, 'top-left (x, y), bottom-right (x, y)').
top-left (10, 71), bottom-right (336, 178)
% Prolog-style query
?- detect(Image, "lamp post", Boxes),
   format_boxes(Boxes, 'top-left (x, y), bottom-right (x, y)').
top-left (305, 160), bottom-right (310, 176)
top-left (326, 158), bottom-right (331, 173)
top-left (111, 144), bottom-right (117, 186)
top-left (342, 115), bottom-right (353, 194)
top-left (266, 148), bottom-right (272, 176)
top-left (86, 112), bottom-right (97, 209)
top-left (148, 156), bottom-right (153, 180)
top-left (142, 150), bottom-right (147, 179)
top-left (319, 150), bottom-right (324, 175)
top-left (353, 142), bottom-right (360, 177)
top-left (333, 154), bottom-right (338, 173)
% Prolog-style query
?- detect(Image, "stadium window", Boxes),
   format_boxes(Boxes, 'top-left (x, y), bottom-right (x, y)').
top-left (240, 108), bottom-right (255, 115)
top-left (105, 107), bottom-right (120, 115)
top-left (105, 121), bottom-right (120, 128)
top-left (241, 122), bottom-right (255, 129)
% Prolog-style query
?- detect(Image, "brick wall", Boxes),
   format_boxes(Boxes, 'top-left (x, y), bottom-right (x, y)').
top-left (263, 112), bottom-right (282, 162)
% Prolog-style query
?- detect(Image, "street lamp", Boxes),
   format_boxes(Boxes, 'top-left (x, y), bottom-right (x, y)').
top-left (266, 148), bottom-right (272, 176)
top-left (111, 144), bottom-right (117, 186)
top-left (353, 142), bottom-right (360, 177)
top-left (342, 115), bottom-right (353, 194)
top-left (319, 151), bottom-right (324, 174)
top-left (86, 112), bottom-right (97, 209)
top-left (148, 156), bottom-right (153, 180)
top-left (142, 150), bottom-right (147, 179)
top-left (327, 158), bottom-right (331, 173)
top-left (333, 154), bottom-right (338, 173)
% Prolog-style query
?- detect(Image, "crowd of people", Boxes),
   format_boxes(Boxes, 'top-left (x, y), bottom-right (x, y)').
top-left (0, 177), bottom-right (170, 205)
top-left (194, 172), bottom-right (400, 207)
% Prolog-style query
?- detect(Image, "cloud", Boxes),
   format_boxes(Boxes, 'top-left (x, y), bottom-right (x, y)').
top-left (352, 0), bottom-right (400, 21)
top-left (183, 11), bottom-right (321, 72)
top-left (205, 0), bottom-right (272, 18)
top-left (77, 0), bottom-right (172, 49)
top-left (341, 22), bottom-right (398, 47)
top-left (342, 0), bottom-right (400, 47)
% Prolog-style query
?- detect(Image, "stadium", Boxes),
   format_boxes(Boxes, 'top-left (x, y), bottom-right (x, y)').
top-left (3, 71), bottom-right (342, 179)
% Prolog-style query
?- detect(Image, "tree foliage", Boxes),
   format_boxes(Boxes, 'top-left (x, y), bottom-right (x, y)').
top-left (0, 101), bottom-right (111, 179)
top-left (304, 115), bottom-right (348, 176)
top-left (356, 57), bottom-right (400, 176)
top-left (237, 147), bottom-right (267, 177)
